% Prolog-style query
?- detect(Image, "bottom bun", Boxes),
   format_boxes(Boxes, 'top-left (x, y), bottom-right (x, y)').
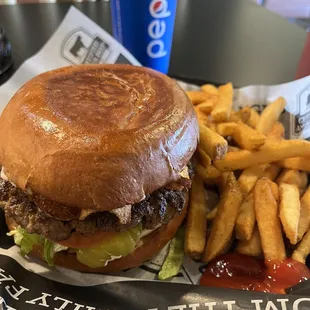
top-left (7, 193), bottom-right (188, 274)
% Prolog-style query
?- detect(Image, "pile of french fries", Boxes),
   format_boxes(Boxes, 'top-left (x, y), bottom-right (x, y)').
top-left (185, 83), bottom-right (310, 265)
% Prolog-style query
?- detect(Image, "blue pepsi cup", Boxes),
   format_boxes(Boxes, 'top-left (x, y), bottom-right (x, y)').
top-left (110, 0), bottom-right (177, 74)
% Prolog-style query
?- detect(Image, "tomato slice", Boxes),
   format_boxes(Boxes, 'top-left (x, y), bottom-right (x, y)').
top-left (58, 231), bottom-right (118, 249)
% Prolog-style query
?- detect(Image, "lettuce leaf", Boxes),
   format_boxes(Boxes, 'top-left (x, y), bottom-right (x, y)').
top-left (43, 239), bottom-right (68, 267)
top-left (9, 227), bottom-right (67, 265)
top-left (9, 226), bottom-right (41, 256)
top-left (158, 226), bottom-right (185, 280)
top-left (77, 224), bottom-right (142, 268)
top-left (10, 225), bottom-right (143, 268)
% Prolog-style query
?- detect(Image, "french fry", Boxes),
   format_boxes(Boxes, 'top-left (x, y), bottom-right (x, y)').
top-left (230, 107), bottom-right (251, 123)
top-left (235, 193), bottom-right (255, 241)
top-left (298, 187), bottom-right (310, 241)
top-left (195, 106), bottom-right (209, 126)
top-left (227, 146), bottom-right (240, 152)
top-left (236, 226), bottom-right (262, 257)
top-left (279, 183), bottom-right (300, 245)
top-left (196, 164), bottom-right (222, 185)
top-left (254, 178), bottom-right (286, 261)
top-left (206, 207), bottom-right (218, 220)
top-left (186, 91), bottom-right (208, 104)
top-left (197, 100), bottom-right (215, 114)
top-left (185, 175), bottom-right (208, 260)
top-left (215, 171), bottom-right (231, 192)
top-left (276, 169), bottom-right (308, 192)
top-left (197, 147), bottom-right (211, 168)
top-left (201, 84), bottom-right (219, 97)
top-left (292, 229), bottom-right (310, 264)
top-left (277, 157), bottom-right (310, 172)
top-left (216, 122), bottom-right (238, 137)
top-left (232, 122), bottom-right (266, 150)
top-left (263, 164), bottom-right (281, 181)
top-left (266, 122), bottom-right (285, 142)
top-left (203, 173), bottom-right (243, 262)
top-left (266, 178), bottom-right (280, 202)
top-left (247, 108), bottom-right (260, 128)
top-left (256, 97), bottom-right (286, 134)
top-left (238, 165), bottom-right (279, 195)
top-left (199, 124), bottom-right (228, 160)
top-left (208, 123), bottom-right (217, 132)
top-left (211, 83), bottom-right (233, 122)
top-left (238, 165), bottom-right (266, 193)
top-left (214, 140), bottom-right (310, 171)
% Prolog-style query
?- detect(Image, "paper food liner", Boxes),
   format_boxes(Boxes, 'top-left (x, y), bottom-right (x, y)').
top-left (1, 6), bottom-right (310, 310)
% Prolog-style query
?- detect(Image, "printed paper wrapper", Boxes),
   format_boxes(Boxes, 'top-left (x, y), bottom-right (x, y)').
top-left (1, 6), bottom-right (310, 310)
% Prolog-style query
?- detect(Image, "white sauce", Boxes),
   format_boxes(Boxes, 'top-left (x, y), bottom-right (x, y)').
top-left (1, 167), bottom-right (8, 181)
top-left (140, 224), bottom-right (162, 238)
top-left (1, 167), bottom-right (16, 187)
top-left (104, 255), bottom-right (123, 266)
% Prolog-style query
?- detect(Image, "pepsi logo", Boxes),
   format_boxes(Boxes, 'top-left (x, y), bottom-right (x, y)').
top-left (152, 0), bottom-right (163, 13)
top-left (147, 0), bottom-right (171, 59)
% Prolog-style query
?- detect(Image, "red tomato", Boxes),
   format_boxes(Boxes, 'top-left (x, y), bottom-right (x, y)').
top-left (58, 231), bottom-right (117, 249)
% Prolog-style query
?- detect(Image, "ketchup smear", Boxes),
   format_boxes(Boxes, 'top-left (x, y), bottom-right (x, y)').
top-left (200, 253), bottom-right (310, 294)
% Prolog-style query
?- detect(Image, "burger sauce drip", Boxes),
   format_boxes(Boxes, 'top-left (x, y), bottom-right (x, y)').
top-left (200, 253), bottom-right (310, 294)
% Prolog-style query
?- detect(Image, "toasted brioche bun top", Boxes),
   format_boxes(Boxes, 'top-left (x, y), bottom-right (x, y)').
top-left (0, 65), bottom-right (198, 211)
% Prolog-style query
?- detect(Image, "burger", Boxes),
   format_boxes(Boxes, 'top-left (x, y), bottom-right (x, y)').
top-left (0, 64), bottom-right (198, 273)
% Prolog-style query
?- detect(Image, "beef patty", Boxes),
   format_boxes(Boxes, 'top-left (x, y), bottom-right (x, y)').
top-left (0, 178), bottom-right (187, 241)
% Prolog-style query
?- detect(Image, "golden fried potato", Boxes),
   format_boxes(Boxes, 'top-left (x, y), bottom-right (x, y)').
top-left (276, 169), bottom-right (308, 193)
top-left (292, 229), bottom-right (310, 264)
top-left (196, 164), bottom-right (222, 185)
top-left (185, 175), bottom-right (208, 260)
top-left (232, 122), bottom-right (266, 150)
top-left (196, 147), bottom-right (211, 168)
top-left (238, 165), bottom-right (266, 193)
top-left (298, 187), bottom-right (310, 242)
top-left (216, 122), bottom-right (238, 137)
top-left (247, 108), bottom-right (260, 128)
top-left (203, 173), bottom-right (243, 262)
top-left (254, 178), bottom-right (286, 260)
top-left (187, 91), bottom-right (208, 104)
top-left (230, 107), bottom-right (251, 123)
top-left (201, 84), bottom-right (219, 97)
top-left (235, 193), bottom-right (255, 241)
top-left (236, 226), bottom-right (262, 257)
top-left (199, 124), bottom-right (228, 160)
top-left (211, 83), bottom-right (233, 122)
top-left (279, 183), bottom-right (300, 244)
top-left (214, 140), bottom-right (310, 171)
top-left (277, 157), bottom-right (310, 172)
top-left (256, 97), bottom-right (286, 134)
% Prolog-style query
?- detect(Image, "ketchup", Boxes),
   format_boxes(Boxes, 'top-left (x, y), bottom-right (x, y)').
top-left (200, 253), bottom-right (310, 294)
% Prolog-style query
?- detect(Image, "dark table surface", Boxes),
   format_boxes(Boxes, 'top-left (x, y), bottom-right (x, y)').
top-left (0, 0), bottom-right (307, 87)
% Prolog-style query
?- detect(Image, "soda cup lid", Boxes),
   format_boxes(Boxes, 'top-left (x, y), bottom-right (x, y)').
top-left (0, 26), bottom-right (12, 76)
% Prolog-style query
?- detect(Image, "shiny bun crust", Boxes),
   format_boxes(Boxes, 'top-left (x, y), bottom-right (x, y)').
top-left (0, 64), bottom-right (198, 211)
top-left (6, 195), bottom-right (188, 274)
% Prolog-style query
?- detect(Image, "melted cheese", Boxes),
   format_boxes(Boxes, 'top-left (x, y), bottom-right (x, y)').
top-left (110, 205), bottom-right (132, 224)
top-left (79, 209), bottom-right (97, 220)
top-left (179, 166), bottom-right (189, 179)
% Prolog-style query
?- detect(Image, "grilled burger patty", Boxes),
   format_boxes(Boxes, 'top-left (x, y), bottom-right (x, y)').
top-left (0, 178), bottom-right (187, 241)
